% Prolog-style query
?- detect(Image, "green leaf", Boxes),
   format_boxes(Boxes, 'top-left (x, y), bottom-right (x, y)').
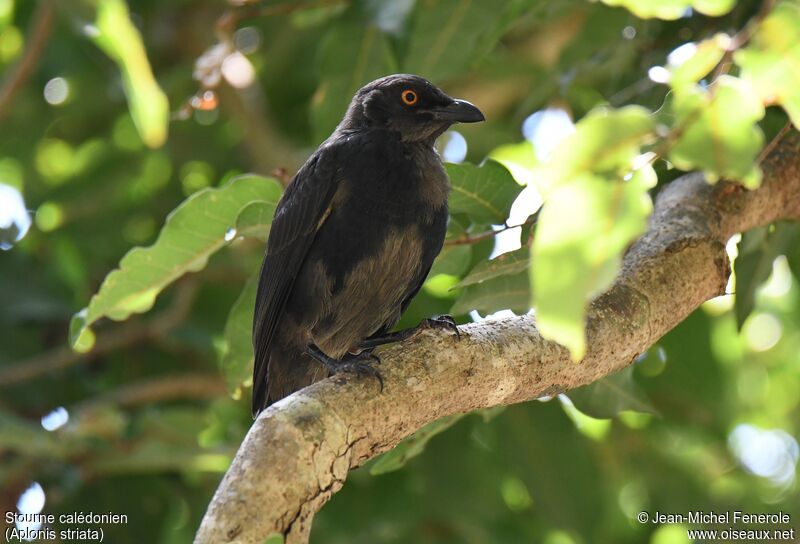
top-left (70, 175), bottom-right (282, 347)
top-left (734, 223), bottom-right (800, 330)
top-left (533, 106), bottom-right (655, 193)
top-left (428, 216), bottom-right (473, 277)
top-left (567, 367), bottom-right (657, 418)
top-left (734, 0), bottom-right (800, 128)
top-left (531, 168), bottom-right (655, 360)
top-left (668, 76), bottom-right (765, 187)
top-left (447, 160), bottom-right (522, 225)
top-left (91, 0), bottom-right (169, 148)
top-left (401, 0), bottom-right (508, 81)
top-left (488, 140), bottom-right (538, 186)
top-left (456, 247), bottom-right (530, 288)
top-left (598, 0), bottom-right (735, 20)
top-left (236, 200), bottom-right (280, 241)
top-left (430, 244), bottom-right (472, 277)
top-left (451, 268), bottom-right (531, 316)
top-left (220, 270), bottom-right (259, 396)
top-left (311, 11), bottom-right (395, 142)
top-left (0, 0), bottom-right (13, 30)
top-left (668, 34), bottom-right (728, 90)
top-left (370, 414), bottom-right (464, 475)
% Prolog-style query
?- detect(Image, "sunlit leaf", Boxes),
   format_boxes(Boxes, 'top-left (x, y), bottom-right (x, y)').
top-left (220, 270), bottom-right (259, 396)
top-left (533, 106), bottom-right (655, 193)
top-left (69, 175), bottom-right (282, 347)
top-left (668, 34), bottom-right (728, 90)
top-left (0, 0), bottom-right (13, 30)
top-left (451, 268), bottom-right (530, 316)
top-left (370, 414), bottom-right (464, 475)
top-left (456, 247), bottom-right (530, 288)
top-left (734, 0), bottom-right (800, 128)
top-left (598, 0), bottom-right (735, 20)
top-left (734, 223), bottom-right (800, 330)
top-left (668, 76), bottom-right (764, 186)
top-left (91, 0), bottom-right (169, 148)
top-left (488, 140), bottom-right (538, 185)
top-left (447, 160), bottom-right (522, 225)
top-left (568, 367), bottom-right (657, 418)
top-left (531, 168), bottom-right (655, 360)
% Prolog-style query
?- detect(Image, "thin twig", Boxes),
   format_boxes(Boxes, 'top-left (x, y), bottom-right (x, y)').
top-left (0, 0), bottom-right (55, 121)
top-left (444, 212), bottom-right (539, 246)
top-left (710, 0), bottom-right (775, 82)
top-left (72, 373), bottom-right (226, 414)
top-left (757, 121), bottom-right (793, 165)
top-left (0, 281), bottom-right (198, 387)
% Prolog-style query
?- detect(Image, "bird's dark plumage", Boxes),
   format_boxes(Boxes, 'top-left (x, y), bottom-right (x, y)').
top-left (252, 74), bottom-right (484, 416)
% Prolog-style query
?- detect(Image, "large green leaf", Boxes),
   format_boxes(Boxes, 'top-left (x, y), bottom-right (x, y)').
top-left (667, 34), bottom-right (728, 90)
top-left (220, 270), bottom-right (259, 397)
top-left (668, 76), bottom-right (765, 187)
top-left (598, 0), bottom-right (735, 20)
top-left (735, 0), bottom-right (800, 128)
top-left (567, 367), bottom-right (657, 418)
top-left (69, 175), bottom-right (282, 347)
top-left (451, 268), bottom-right (530, 316)
top-left (456, 247), bottom-right (530, 288)
top-left (447, 160), bottom-right (522, 225)
top-left (734, 223), bottom-right (800, 330)
top-left (236, 200), bottom-right (281, 241)
top-left (533, 106), bottom-right (655, 193)
top-left (531, 168), bottom-right (655, 360)
top-left (528, 105), bottom-right (656, 360)
top-left (91, 0), bottom-right (169, 148)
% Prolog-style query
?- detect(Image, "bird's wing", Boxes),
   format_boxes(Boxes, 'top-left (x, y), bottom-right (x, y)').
top-left (252, 147), bottom-right (340, 414)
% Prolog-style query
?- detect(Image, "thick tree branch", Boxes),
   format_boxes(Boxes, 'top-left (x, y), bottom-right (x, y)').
top-left (195, 132), bottom-right (800, 544)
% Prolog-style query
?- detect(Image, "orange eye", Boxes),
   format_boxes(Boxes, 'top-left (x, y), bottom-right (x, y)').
top-left (401, 89), bottom-right (418, 106)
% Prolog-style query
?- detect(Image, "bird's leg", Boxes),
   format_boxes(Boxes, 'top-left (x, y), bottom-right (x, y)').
top-left (305, 344), bottom-right (384, 392)
top-left (358, 315), bottom-right (460, 350)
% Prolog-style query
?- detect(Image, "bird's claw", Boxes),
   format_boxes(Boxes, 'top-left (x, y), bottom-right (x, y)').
top-left (339, 353), bottom-right (384, 392)
top-left (306, 345), bottom-right (384, 392)
top-left (422, 314), bottom-right (460, 340)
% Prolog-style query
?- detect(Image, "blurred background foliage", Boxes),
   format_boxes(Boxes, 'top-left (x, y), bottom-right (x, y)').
top-left (1, 0), bottom-right (799, 542)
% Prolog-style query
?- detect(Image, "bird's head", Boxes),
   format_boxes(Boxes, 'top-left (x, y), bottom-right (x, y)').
top-left (339, 74), bottom-right (485, 142)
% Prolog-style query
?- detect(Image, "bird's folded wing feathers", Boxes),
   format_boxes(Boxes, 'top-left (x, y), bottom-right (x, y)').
top-left (252, 148), bottom-right (340, 411)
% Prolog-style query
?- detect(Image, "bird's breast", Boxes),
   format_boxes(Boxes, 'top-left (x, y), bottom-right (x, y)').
top-left (309, 225), bottom-right (430, 357)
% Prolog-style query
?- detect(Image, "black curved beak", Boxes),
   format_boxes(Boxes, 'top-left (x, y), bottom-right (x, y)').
top-left (431, 99), bottom-right (485, 123)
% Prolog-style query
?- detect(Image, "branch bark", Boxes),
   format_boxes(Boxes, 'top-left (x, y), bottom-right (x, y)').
top-left (195, 131), bottom-right (800, 544)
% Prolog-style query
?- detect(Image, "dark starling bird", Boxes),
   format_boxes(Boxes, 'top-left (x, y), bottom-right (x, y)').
top-left (252, 74), bottom-right (484, 416)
